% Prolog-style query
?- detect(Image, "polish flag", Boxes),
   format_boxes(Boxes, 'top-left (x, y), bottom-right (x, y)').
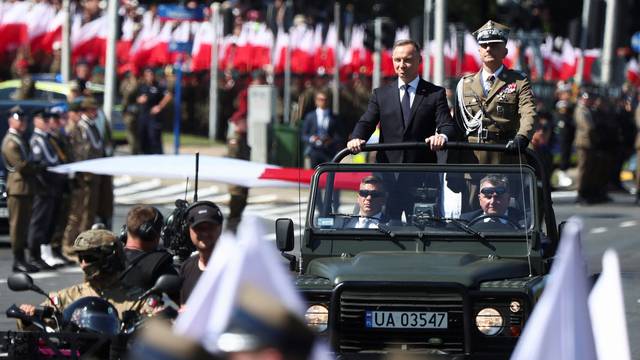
top-left (272, 27), bottom-right (288, 73)
top-left (581, 48), bottom-right (600, 83)
top-left (30, 8), bottom-right (63, 56)
top-left (230, 23), bottom-right (251, 73)
top-left (116, 16), bottom-right (137, 73)
top-left (461, 32), bottom-right (480, 74)
top-left (504, 38), bottom-right (519, 69)
top-left (27, 3), bottom-right (56, 55)
top-left (559, 39), bottom-right (577, 81)
top-left (290, 24), bottom-right (315, 74)
top-left (248, 22), bottom-right (274, 70)
top-left (313, 23), bottom-right (341, 75)
top-left (626, 58), bottom-right (640, 86)
top-left (129, 12), bottom-right (161, 72)
top-left (343, 25), bottom-right (373, 77)
top-left (191, 21), bottom-right (213, 72)
top-left (168, 21), bottom-right (199, 64)
top-left (0, 2), bottom-right (31, 58)
top-left (71, 15), bottom-right (108, 66)
top-left (144, 20), bottom-right (173, 68)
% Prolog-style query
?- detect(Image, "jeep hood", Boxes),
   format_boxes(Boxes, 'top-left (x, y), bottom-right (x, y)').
top-left (306, 251), bottom-right (531, 288)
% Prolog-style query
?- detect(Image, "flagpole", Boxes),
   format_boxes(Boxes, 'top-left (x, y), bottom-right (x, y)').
top-left (103, 0), bottom-right (117, 123)
top-left (423, 0), bottom-right (432, 81)
top-left (208, 3), bottom-right (220, 140)
top-left (576, 0), bottom-right (592, 85)
top-left (433, 0), bottom-right (446, 86)
top-left (61, 0), bottom-right (71, 83)
top-left (332, 2), bottom-right (340, 115)
top-left (601, 0), bottom-right (618, 84)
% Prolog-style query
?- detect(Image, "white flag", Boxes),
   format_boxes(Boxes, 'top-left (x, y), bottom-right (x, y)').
top-left (173, 216), bottom-right (332, 359)
top-left (588, 249), bottom-right (631, 360)
top-left (510, 217), bottom-right (596, 360)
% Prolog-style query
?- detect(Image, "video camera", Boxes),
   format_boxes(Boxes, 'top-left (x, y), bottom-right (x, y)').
top-left (161, 199), bottom-right (195, 264)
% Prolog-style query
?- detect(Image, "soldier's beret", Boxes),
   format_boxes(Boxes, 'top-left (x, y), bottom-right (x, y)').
top-left (80, 97), bottom-right (99, 110)
top-left (68, 100), bottom-right (82, 112)
top-left (33, 109), bottom-right (46, 119)
top-left (473, 20), bottom-right (510, 44)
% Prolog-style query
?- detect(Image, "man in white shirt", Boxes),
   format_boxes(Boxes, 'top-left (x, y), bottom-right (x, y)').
top-left (346, 175), bottom-right (387, 229)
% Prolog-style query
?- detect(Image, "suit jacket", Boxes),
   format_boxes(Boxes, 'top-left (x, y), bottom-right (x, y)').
top-left (1, 131), bottom-right (40, 196)
top-left (301, 110), bottom-right (343, 156)
top-left (351, 78), bottom-right (457, 163)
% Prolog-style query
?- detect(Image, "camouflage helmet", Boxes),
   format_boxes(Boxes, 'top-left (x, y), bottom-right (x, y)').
top-left (74, 229), bottom-right (125, 281)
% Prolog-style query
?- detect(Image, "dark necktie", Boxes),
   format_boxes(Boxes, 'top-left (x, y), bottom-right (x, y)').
top-left (401, 84), bottom-right (411, 128)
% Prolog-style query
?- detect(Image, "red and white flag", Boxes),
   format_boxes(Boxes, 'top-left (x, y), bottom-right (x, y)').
top-left (290, 24), bottom-right (315, 74)
top-left (0, 2), bottom-right (30, 57)
top-left (129, 12), bottom-right (161, 72)
top-left (30, 9), bottom-right (63, 56)
top-left (273, 27), bottom-right (289, 73)
top-left (626, 58), bottom-right (640, 86)
top-left (27, 3), bottom-right (56, 54)
top-left (71, 15), bottom-right (108, 66)
top-left (191, 21), bottom-right (214, 72)
top-left (559, 39), bottom-right (577, 81)
top-left (461, 32), bottom-right (481, 74)
top-left (248, 22), bottom-right (274, 70)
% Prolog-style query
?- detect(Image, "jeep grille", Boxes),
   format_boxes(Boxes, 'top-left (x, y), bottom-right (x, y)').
top-left (336, 288), bottom-right (465, 353)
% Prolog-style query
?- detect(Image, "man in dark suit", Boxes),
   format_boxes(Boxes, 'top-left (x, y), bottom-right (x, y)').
top-left (346, 39), bottom-right (457, 163)
top-left (301, 90), bottom-right (343, 168)
top-left (459, 174), bottom-right (523, 228)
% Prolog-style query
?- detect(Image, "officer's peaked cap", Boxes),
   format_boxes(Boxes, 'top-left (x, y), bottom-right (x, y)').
top-left (474, 20), bottom-right (510, 44)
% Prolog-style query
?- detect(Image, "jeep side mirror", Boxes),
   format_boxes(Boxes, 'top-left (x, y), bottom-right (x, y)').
top-left (275, 218), bottom-right (294, 252)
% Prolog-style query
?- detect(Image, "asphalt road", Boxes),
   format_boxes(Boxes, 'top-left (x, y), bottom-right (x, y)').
top-left (0, 192), bottom-right (638, 357)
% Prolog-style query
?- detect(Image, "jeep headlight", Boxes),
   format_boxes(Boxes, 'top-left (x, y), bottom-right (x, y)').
top-left (475, 308), bottom-right (503, 336)
top-left (305, 304), bottom-right (328, 332)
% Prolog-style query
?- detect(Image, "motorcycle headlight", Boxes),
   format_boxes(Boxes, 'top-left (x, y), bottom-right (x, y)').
top-left (305, 304), bottom-right (328, 332)
top-left (475, 307), bottom-right (503, 336)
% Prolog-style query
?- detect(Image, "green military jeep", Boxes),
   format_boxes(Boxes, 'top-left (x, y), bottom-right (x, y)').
top-left (276, 142), bottom-right (559, 359)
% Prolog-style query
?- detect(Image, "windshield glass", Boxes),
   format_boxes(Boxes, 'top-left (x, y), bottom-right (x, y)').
top-left (311, 167), bottom-right (536, 235)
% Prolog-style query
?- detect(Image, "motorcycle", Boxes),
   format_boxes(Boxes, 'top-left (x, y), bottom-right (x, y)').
top-left (1, 273), bottom-right (181, 359)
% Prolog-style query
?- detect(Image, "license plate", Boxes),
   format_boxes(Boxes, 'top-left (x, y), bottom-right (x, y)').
top-left (0, 207), bottom-right (7, 218)
top-left (365, 311), bottom-right (447, 329)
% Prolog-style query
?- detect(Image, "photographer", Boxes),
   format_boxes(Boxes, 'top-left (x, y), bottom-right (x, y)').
top-left (120, 205), bottom-right (177, 295)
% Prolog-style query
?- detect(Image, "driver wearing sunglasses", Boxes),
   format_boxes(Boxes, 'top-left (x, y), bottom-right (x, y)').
top-left (460, 174), bottom-right (523, 226)
top-left (346, 175), bottom-right (387, 229)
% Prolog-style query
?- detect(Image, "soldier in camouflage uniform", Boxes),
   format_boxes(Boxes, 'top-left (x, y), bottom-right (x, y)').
top-left (19, 229), bottom-right (155, 319)
top-left (62, 98), bottom-right (106, 254)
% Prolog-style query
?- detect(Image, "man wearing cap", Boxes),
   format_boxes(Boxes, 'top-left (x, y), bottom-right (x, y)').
top-left (29, 110), bottom-right (68, 268)
top-left (454, 20), bottom-right (536, 164)
top-left (179, 201), bottom-right (223, 304)
top-left (347, 39), bottom-right (457, 162)
top-left (1, 106), bottom-right (47, 272)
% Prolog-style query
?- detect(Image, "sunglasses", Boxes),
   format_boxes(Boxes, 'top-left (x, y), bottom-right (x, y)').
top-left (358, 190), bottom-right (384, 198)
top-left (480, 186), bottom-right (507, 198)
top-left (77, 253), bottom-right (100, 263)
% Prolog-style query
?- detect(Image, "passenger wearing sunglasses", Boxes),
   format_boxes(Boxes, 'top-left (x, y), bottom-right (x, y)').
top-left (345, 176), bottom-right (387, 229)
top-left (459, 174), bottom-right (523, 228)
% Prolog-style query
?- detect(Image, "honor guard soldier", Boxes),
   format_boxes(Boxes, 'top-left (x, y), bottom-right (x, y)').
top-left (454, 20), bottom-right (536, 164)
top-left (29, 110), bottom-right (68, 268)
top-left (1, 106), bottom-right (47, 272)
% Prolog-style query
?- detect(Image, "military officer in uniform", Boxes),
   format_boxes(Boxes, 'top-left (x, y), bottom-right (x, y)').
top-left (29, 110), bottom-right (68, 268)
top-left (62, 98), bottom-right (105, 254)
top-left (1, 106), bottom-right (48, 273)
top-left (454, 20), bottom-right (536, 164)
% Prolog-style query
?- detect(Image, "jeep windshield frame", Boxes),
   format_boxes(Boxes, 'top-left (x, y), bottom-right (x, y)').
top-left (299, 142), bottom-right (557, 271)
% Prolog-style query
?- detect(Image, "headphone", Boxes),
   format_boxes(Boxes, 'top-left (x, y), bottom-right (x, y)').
top-left (120, 207), bottom-right (164, 244)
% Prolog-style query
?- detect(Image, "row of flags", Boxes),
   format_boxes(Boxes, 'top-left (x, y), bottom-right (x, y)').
top-left (1, 2), bottom-right (639, 85)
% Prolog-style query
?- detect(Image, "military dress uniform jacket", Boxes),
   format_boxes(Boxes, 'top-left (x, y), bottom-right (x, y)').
top-left (1, 130), bottom-right (40, 196)
top-left (66, 118), bottom-right (105, 162)
top-left (456, 67), bottom-right (536, 143)
top-left (574, 103), bottom-right (597, 149)
top-left (30, 129), bottom-right (65, 196)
